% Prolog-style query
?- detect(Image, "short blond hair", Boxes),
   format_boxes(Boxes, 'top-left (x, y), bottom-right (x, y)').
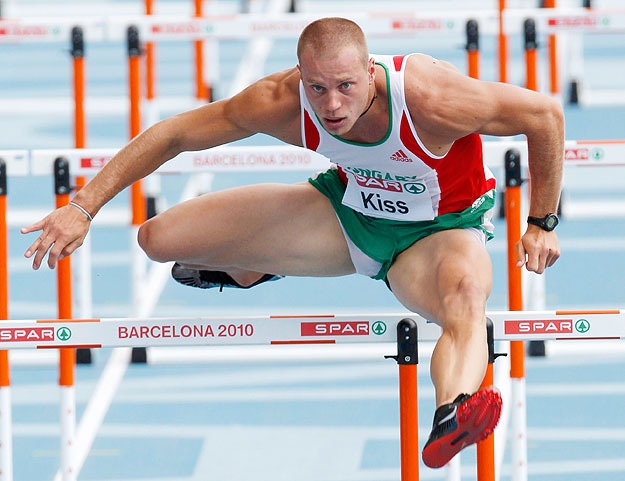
top-left (297, 17), bottom-right (369, 69)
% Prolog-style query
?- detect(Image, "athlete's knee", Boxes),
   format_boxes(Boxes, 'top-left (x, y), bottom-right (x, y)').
top-left (137, 217), bottom-right (172, 263)
top-left (439, 276), bottom-right (488, 331)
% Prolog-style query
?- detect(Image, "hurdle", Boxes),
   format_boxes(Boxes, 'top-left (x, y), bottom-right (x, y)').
top-left (0, 7), bottom-right (499, 116)
top-left (0, 149), bottom-right (28, 481)
top-left (0, 158), bottom-right (11, 481)
top-left (2, 5), bottom-right (624, 114)
top-left (2, 310), bottom-right (625, 481)
top-left (502, 6), bottom-right (625, 103)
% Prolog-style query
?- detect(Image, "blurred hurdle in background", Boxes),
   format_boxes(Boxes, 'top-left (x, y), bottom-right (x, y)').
top-left (1, 1), bottom-right (624, 118)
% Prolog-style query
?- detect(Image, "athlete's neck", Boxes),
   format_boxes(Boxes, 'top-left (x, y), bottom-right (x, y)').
top-left (341, 81), bottom-right (387, 144)
top-left (359, 89), bottom-right (377, 118)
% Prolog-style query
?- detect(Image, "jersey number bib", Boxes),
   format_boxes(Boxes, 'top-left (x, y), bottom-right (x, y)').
top-left (341, 171), bottom-right (436, 221)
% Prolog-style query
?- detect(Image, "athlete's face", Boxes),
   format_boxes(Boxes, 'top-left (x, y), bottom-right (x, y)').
top-left (299, 46), bottom-right (374, 136)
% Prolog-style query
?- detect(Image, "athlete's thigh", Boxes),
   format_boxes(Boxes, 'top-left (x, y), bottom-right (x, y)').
top-left (142, 181), bottom-right (355, 276)
top-left (386, 229), bottom-right (493, 322)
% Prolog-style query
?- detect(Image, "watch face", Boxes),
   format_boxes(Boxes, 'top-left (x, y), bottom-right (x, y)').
top-left (528, 214), bottom-right (559, 230)
top-left (545, 214), bottom-right (558, 230)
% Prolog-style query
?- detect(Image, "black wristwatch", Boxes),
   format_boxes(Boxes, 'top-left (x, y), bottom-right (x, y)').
top-left (527, 213), bottom-right (559, 231)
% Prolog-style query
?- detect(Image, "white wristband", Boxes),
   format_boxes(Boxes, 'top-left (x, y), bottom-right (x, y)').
top-left (69, 201), bottom-right (93, 222)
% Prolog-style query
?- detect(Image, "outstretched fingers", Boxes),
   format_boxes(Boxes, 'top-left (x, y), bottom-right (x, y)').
top-left (21, 219), bottom-right (45, 236)
top-left (29, 233), bottom-right (56, 270)
top-left (47, 237), bottom-right (69, 269)
top-left (21, 221), bottom-right (46, 258)
top-left (21, 206), bottom-right (91, 270)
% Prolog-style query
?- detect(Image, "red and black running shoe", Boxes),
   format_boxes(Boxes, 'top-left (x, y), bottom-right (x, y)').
top-left (422, 386), bottom-right (502, 469)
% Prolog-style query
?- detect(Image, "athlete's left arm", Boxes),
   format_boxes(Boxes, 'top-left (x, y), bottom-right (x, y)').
top-left (407, 58), bottom-right (564, 274)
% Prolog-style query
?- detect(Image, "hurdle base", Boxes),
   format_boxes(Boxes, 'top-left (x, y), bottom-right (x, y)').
top-left (569, 80), bottom-right (580, 105)
top-left (76, 348), bottom-right (92, 365)
top-left (131, 347), bottom-right (147, 364)
top-left (528, 340), bottom-right (546, 357)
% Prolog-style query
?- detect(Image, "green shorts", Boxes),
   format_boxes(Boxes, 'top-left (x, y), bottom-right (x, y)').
top-left (309, 168), bottom-right (495, 283)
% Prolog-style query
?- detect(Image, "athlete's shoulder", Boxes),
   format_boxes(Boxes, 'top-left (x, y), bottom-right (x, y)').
top-left (255, 66), bottom-right (301, 100)
top-left (225, 67), bottom-right (302, 141)
top-left (403, 53), bottom-right (463, 100)
top-left (402, 55), bottom-right (441, 122)
top-left (404, 53), bottom-right (461, 75)
top-left (228, 67), bottom-right (300, 112)
top-left (402, 54), bottom-right (488, 142)
top-left (403, 55), bottom-right (473, 119)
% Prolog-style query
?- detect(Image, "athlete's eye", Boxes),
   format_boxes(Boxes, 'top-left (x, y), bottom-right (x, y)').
top-left (341, 82), bottom-right (351, 89)
top-left (311, 85), bottom-right (324, 93)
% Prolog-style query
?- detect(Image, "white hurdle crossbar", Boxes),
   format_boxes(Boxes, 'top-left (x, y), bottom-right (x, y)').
top-left (2, 8), bottom-right (624, 45)
top-left (1, 309), bottom-right (623, 349)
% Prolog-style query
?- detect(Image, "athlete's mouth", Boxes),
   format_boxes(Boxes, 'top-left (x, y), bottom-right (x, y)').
top-left (324, 117), bottom-right (346, 127)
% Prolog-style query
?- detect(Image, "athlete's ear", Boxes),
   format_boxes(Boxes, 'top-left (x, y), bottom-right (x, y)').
top-left (368, 58), bottom-right (375, 82)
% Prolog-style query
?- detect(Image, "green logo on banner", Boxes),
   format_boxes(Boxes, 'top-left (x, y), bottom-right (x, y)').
top-left (575, 319), bottom-right (590, 334)
top-left (372, 321), bottom-right (387, 335)
top-left (57, 327), bottom-right (72, 341)
top-left (591, 148), bottom-right (604, 160)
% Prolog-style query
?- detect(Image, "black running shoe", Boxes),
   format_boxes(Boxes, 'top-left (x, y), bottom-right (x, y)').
top-left (171, 263), bottom-right (283, 292)
top-left (422, 387), bottom-right (502, 468)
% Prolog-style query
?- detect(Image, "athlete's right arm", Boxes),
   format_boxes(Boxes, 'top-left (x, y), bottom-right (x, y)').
top-left (22, 68), bottom-right (302, 270)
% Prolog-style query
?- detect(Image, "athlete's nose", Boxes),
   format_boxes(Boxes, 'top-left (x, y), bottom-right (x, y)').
top-left (324, 90), bottom-right (342, 114)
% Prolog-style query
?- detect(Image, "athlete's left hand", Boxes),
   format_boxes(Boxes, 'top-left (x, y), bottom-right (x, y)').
top-left (515, 225), bottom-right (560, 274)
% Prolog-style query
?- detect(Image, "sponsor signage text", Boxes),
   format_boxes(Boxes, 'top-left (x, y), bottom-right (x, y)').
top-left (118, 323), bottom-right (254, 339)
top-left (301, 321), bottom-right (370, 336)
top-left (0, 327), bottom-right (54, 342)
top-left (505, 319), bottom-right (573, 335)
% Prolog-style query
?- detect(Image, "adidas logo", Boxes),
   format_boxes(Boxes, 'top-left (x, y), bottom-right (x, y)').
top-left (390, 149), bottom-right (413, 162)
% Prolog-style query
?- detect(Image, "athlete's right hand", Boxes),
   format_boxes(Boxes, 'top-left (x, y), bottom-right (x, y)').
top-left (21, 204), bottom-right (91, 270)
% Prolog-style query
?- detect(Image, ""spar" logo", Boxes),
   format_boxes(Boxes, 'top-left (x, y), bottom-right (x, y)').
top-left (0, 327), bottom-right (54, 342)
top-left (0, 25), bottom-right (57, 37)
top-left (391, 19), bottom-right (445, 31)
top-left (565, 148), bottom-right (589, 161)
top-left (81, 157), bottom-right (111, 169)
top-left (547, 16), bottom-right (604, 28)
top-left (505, 319), bottom-right (573, 335)
top-left (354, 174), bottom-right (402, 192)
top-left (301, 321), bottom-right (369, 336)
top-left (151, 22), bottom-right (202, 35)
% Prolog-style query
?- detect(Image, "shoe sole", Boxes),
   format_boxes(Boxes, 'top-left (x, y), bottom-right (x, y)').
top-left (172, 264), bottom-right (283, 290)
top-left (422, 387), bottom-right (502, 469)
